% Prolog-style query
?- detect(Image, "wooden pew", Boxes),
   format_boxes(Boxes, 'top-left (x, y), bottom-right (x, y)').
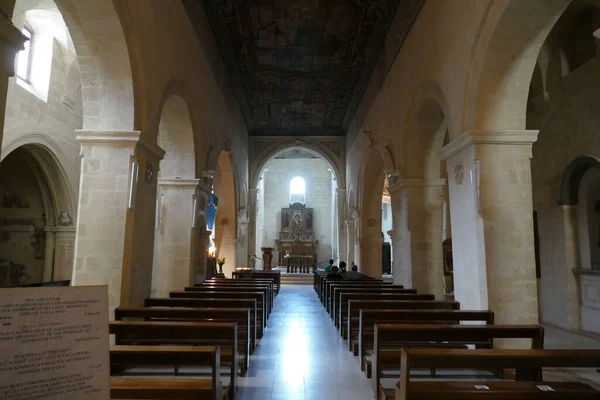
top-left (109, 320), bottom-right (238, 399)
top-left (327, 283), bottom-right (404, 313)
top-left (331, 286), bottom-right (414, 321)
top-left (110, 345), bottom-right (222, 400)
top-left (144, 297), bottom-right (258, 344)
top-left (322, 279), bottom-right (388, 305)
top-left (347, 300), bottom-right (461, 347)
top-left (190, 284), bottom-right (272, 314)
top-left (358, 310), bottom-right (494, 369)
top-left (206, 278), bottom-right (275, 300)
top-left (115, 306), bottom-right (252, 371)
top-left (337, 293), bottom-right (436, 332)
top-left (233, 269), bottom-right (281, 294)
top-left (169, 291), bottom-right (266, 337)
top-left (395, 348), bottom-right (600, 400)
top-left (372, 324), bottom-right (545, 398)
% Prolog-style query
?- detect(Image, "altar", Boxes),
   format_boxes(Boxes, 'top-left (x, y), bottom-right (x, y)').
top-left (276, 202), bottom-right (318, 273)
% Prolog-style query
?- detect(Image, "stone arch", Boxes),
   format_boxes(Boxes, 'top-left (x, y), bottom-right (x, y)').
top-left (250, 139), bottom-right (344, 191)
top-left (2, 133), bottom-right (76, 223)
top-left (0, 143), bottom-right (76, 284)
top-left (10, 0), bottom-right (135, 131)
top-left (558, 156), bottom-right (600, 206)
top-left (151, 91), bottom-right (197, 297)
top-left (391, 84), bottom-right (451, 297)
top-left (464, 0), bottom-right (571, 131)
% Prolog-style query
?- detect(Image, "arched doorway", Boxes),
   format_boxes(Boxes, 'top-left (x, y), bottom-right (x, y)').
top-left (151, 94), bottom-right (197, 297)
top-left (0, 145), bottom-right (75, 286)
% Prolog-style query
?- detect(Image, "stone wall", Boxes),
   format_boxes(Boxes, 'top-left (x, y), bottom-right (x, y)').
top-left (531, 56), bottom-right (600, 330)
top-left (258, 158), bottom-right (334, 266)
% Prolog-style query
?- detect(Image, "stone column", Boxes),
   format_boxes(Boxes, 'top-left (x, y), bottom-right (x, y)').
top-left (0, 17), bottom-right (26, 143)
top-left (73, 131), bottom-right (164, 314)
top-left (152, 178), bottom-right (198, 297)
top-left (442, 131), bottom-right (539, 325)
top-left (247, 188), bottom-right (259, 262)
top-left (190, 180), bottom-right (213, 283)
top-left (336, 188), bottom-right (347, 263)
top-left (389, 179), bottom-right (446, 298)
top-left (42, 229), bottom-right (55, 282)
top-left (73, 131), bottom-right (140, 314)
top-left (53, 227), bottom-right (75, 282)
top-left (359, 233), bottom-right (384, 278)
top-left (345, 214), bottom-right (356, 265)
top-left (219, 237), bottom-right (238, 276)
top-left (237, 209), bottom-right (250, 268)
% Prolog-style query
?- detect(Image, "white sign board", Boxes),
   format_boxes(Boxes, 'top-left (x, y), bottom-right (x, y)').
top-left (0, 285), bottom-right (109, 400)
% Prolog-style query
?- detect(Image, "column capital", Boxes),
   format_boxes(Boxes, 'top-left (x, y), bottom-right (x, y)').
top-left (0, 17), bottom-right (27, 76)
top-left (441, 130), bottom-right (539, 160)
top-left (158, 178), bottom-right (200, 188)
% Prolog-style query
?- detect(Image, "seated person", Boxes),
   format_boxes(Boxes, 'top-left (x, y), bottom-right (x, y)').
top-left (339, 261), bottom-right (347, 273)
top-left (324, 259), bottom-right (334, 272)
top-left (326, 266), bottom-right (343, 280)
top-left (344, 264), bottom-right (367, 280)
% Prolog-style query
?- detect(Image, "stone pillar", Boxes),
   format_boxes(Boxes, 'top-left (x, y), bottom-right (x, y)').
top-left (247, 188), bottom-right (259, 262)
top-left (219, 237), bottom-right (237, 276)
top-left (359, 233), bottom-right (384, 278)
top-left (190, 180), bottom-right (213, 283)
top-left (336, 189), bottom-right (347, 263)
top-left (442, 131), bottom-right (539, 325)
top-left (389, 179), bottom-right (446, 298)
top-left (73, 131), bottom-right (164, 314)
top-left (237, 209), bottom-right (250, 268)
top-left (152, 178), bottom-right (198, 297)
top-left (42, 229), bottom-right (55, 282)
top-left (120, 138), bottom-right (165, 307)
top-left (345, 214), bottom-right (356, 265)
top-left (73, 131), bottom-right (140, 314)
top-left (0, 17), bottom-right (26, 143)
top-left (53, 227), bottom-right (75, 282)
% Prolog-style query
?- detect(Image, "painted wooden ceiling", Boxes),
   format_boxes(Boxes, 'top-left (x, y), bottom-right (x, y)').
top-left (183, 0), bottom-right (422, 136)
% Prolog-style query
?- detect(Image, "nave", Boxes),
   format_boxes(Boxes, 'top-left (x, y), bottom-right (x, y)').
top-left (236, 285), bottom-right (375, 400)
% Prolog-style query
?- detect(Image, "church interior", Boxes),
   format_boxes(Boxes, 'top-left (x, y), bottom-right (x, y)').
top-left (2, 0), bottom-right (600, 399)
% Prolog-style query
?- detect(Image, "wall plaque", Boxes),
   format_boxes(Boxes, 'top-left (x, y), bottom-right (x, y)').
top-left (0, 285), bottom-right (109, 399)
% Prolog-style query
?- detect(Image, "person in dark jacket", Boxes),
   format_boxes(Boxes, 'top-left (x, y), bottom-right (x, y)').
top-left (327, 266), bottom-right (343, 280)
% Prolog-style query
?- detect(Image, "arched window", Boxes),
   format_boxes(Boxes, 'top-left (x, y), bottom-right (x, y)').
top-left (290, 176), bottom-right (306, 204)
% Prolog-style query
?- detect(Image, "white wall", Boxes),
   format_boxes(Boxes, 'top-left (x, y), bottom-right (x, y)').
top-left (260, 158), bottom-right (334, 265)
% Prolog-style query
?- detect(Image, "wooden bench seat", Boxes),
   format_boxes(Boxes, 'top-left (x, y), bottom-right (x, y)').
top-left (144, 298), bottom-right (258, 343)
top-left (233, 270), bottom-right (280, 294)
top-left (110, 377), bottom-right (226, 400)
top-left (357, 310), bottom-right (494, 361)
top-left (330, 285), bottom-right (412, 317)
top-left (182, 286), bottom-right (270, 316)
top-left (110, 345), bottom-right (221, 400)
top-left (346, 300), bottom-right (460, 346)
top-left (204, 278), bottom-right (275, 302)
top-left (337, 293), bottom-right (436, 331)
top-left (109, 321), bottom-right (238, 399)
top-left (372, 324), bottom-right (545, 397)
top-left (115, 306), bottom-right (252, 371)
top-left (321, 279), bottom-right (387, 305)
top-left (191, 284), bottom-right (272, 314)
top-left (169, 291), bottom-right (266, 337)
top-left (394, 381), bottom-right (599, 400)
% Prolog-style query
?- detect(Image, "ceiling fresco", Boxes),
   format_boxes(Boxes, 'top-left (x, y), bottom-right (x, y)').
top-left (184, 0), bottom-right (423, 136)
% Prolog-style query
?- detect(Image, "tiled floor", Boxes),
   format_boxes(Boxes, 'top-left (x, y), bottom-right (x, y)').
top-left (237, 285), bottom-right (375, 400)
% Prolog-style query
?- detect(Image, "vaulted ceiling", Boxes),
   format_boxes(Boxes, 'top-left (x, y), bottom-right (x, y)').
top-left (184, 1), bottom-right (422, 137)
